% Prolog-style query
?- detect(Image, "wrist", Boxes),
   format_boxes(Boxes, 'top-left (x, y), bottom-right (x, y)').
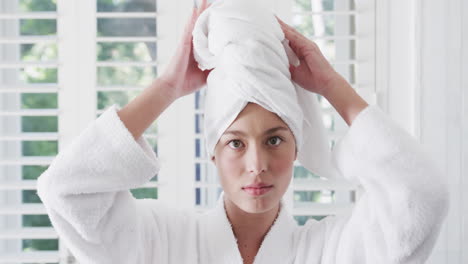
top-left (321, 77), bottom-right (368, 126)
top-left (151, 77), bottom-right (179, 102)
top-left (321, 74), bottom-right (348, 99)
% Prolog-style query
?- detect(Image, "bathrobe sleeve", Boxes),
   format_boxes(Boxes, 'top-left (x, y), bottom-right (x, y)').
top-left (36, 104), bottom-right (191, 263)
top-left (319, 105), bottom-right (450, 263)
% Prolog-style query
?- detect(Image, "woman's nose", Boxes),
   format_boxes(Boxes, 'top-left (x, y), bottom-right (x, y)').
top-left (246, 145), bottom-right (268, 176)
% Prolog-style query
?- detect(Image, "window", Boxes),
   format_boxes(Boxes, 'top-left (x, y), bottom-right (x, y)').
top-left (288, 0), bottom-right (376, 225)
top-left (0, 0), bottom-right (60, 262)
top-left (95, 0), bottom-right (160, 200)
top-left (0, 0), bottom-right (165, 262)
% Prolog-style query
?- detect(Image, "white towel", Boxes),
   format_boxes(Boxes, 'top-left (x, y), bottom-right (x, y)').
top-left (192, 0), bottom-right (341, 179)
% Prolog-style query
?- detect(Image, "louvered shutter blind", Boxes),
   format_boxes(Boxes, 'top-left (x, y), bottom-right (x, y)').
top-left (0, 0), bottom-right (177, 262)
top-left (192, 0), bottom-right (377, 226)
top-left (94, 1), bottom-right (161, 200)
top-left (0, 0), bottom-right (60, 262)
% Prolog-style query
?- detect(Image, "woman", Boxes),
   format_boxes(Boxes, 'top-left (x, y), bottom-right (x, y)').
top-left (37, 0), bottom-right (449, 263)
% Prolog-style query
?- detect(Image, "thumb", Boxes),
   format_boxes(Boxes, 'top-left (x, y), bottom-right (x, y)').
top-left (289, 64), bottom-right (296, 74)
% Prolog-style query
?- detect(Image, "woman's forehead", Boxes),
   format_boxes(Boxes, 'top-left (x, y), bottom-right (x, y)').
top-left (223, 103), bottom-right (291, 136)
top-left (235, 102), bottom-right (283, 122)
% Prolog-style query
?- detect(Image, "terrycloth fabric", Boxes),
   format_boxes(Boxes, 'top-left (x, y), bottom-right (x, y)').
top-left (36, 103), bottom-right (449, 264)
top-left (191, 0), bottom-right (339, 179)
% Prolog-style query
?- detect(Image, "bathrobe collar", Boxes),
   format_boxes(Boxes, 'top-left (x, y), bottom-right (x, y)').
top-left (203, 191), bottom-right (298, 263)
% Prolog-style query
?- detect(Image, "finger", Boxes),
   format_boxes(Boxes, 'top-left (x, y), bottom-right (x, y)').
top-left (275, 15), bottom-right (291, 29)
top-left (289, 64), bottom-right (295, 74)
top-left (184, 8), bottom-right (197, 33)
top-left (197, 0), bottom-right (208, 16)
top-left (275, 15), bottom-right (285, 25)
top-left (278, 21), bottom-right (297, 36)
top-left (200, 0), bottom-right (208, 9)
top-left (180, 8), bottom-right (198, 46)
top-left (277, 21), bottom-right (307, 52)
top-left (280, 25), bottom-right (300, 47)
top-left (276, 16), bottom-right (299, 35)
top-left (276, 18), bottom-right (295, 38)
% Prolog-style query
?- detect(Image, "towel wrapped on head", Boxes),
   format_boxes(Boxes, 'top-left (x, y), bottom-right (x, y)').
top-left (192, 0), bottom-right (341, 179)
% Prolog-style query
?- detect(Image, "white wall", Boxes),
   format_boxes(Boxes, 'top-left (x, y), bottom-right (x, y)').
top-left (378, 0), bottom-right (467, 263)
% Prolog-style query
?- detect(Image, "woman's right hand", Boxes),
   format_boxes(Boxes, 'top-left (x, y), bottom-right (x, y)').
top-left (158, 0), bottom-right (212, 100)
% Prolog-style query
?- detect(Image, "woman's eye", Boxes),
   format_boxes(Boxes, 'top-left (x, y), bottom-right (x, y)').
top-left (227, 136), bottom-right (283, 149)
top-left (228, 140), bottom-right (243, 149)
top-left (268, 136), bottom-right (283, 146)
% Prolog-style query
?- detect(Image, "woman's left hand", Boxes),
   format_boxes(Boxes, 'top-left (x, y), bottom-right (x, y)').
top-left (276, 16), bottom-right (345, 97)
top-left (276, 16), bottom-right (369, 126)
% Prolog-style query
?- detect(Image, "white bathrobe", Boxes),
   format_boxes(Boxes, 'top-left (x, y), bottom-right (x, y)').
top-left (36, 103), bottom-right (450, 264)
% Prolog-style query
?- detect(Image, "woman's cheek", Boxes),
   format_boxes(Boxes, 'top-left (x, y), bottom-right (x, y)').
top-left (218, 152), bottom-right (242, 186)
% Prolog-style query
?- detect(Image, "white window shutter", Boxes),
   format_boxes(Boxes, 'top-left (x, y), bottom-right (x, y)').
top-left (284, 0), bottom-right (377, 225)
top-left (0, 0), bottom-right (176, 262)
top-left (0, 0), bottom-right (60, 262)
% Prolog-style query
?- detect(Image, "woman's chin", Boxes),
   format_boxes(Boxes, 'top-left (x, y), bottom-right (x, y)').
top-left (239, 198), bottom-right (277, 214)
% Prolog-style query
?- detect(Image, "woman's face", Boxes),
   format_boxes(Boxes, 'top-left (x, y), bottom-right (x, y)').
top-left (212, 102), bottom-right (297, 214)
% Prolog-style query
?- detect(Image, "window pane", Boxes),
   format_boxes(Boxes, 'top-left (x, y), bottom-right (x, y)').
top-left (22, 165), bottom-right (49, 180)
top-left (195, 187), bottom-right (223, 206)
top-left (97, 0), bottom-right (157, 12)
top-left (97, 42), bottom-right (157, 62)
top-left (22, 239), bottom-right (58, 251)
top-left (97, 90), bottom-right (140, 109)
top-left (22, 140), bottom-right (58, 156)
top-left (294, 190), bottom-right (356, 204)
top-left (21, 19), bottom-right (57, 36)
top-left (19, 0), bottom-right (57, 12)
top-left (144, 137), bottom-right (158, 154)
top-left (2, 43), bottom-right (58, 62)
top-left (295, 190), bottom-right (331, 203)
top-left (293, 166), bottom-right (321, 179)
top-left (294, 215), bottom-right (328, 225)
top-left (22, 190), bottom-right (42, 203)
top-left (97, 18), bottom-right (156, 37)
top-left (97, 66), bottom-right (157, 86)
top-left (130, 188), bottom-right (158, 199)
top-left (195, 113), bottom-right (204, 134)
top-left (21, 93), bottom-right (58, 109)
top-left (20, 68), bottom-right (58, 84)
top-left (22, 214), bottom-right (53, 227)
top-left (194, 162), bottom-right (219, 183)
top-left (292, 14), bottom-right (355, 37)
top-left (21, 116), bottom-right (58, 133)
top-left (294, 0), bottom-right (353, 12)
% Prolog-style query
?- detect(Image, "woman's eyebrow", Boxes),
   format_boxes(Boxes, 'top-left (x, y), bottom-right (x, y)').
top-left (223, 126), bottom-right (289, 137)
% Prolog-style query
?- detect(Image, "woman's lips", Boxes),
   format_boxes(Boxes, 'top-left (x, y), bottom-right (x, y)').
top-left (242, 186), bottom-right (273, 196)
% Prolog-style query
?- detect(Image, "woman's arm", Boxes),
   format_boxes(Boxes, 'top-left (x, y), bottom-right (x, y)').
top-left (276, 16), bottom-right (368, 127)
top-left (277, 16), bottom-right (449, 263)
top-left (321, 76), bottom-right (369, 127)
top-left (116, 78), bottom-right (177, 140)
top-left (36, 2), bottom-right (212, 263)
top-left (118, 0), bottom-right (212, 141)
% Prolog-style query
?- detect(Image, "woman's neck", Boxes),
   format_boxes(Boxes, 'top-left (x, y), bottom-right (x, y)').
top-left (223, 197), bottom-right (280, 242)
